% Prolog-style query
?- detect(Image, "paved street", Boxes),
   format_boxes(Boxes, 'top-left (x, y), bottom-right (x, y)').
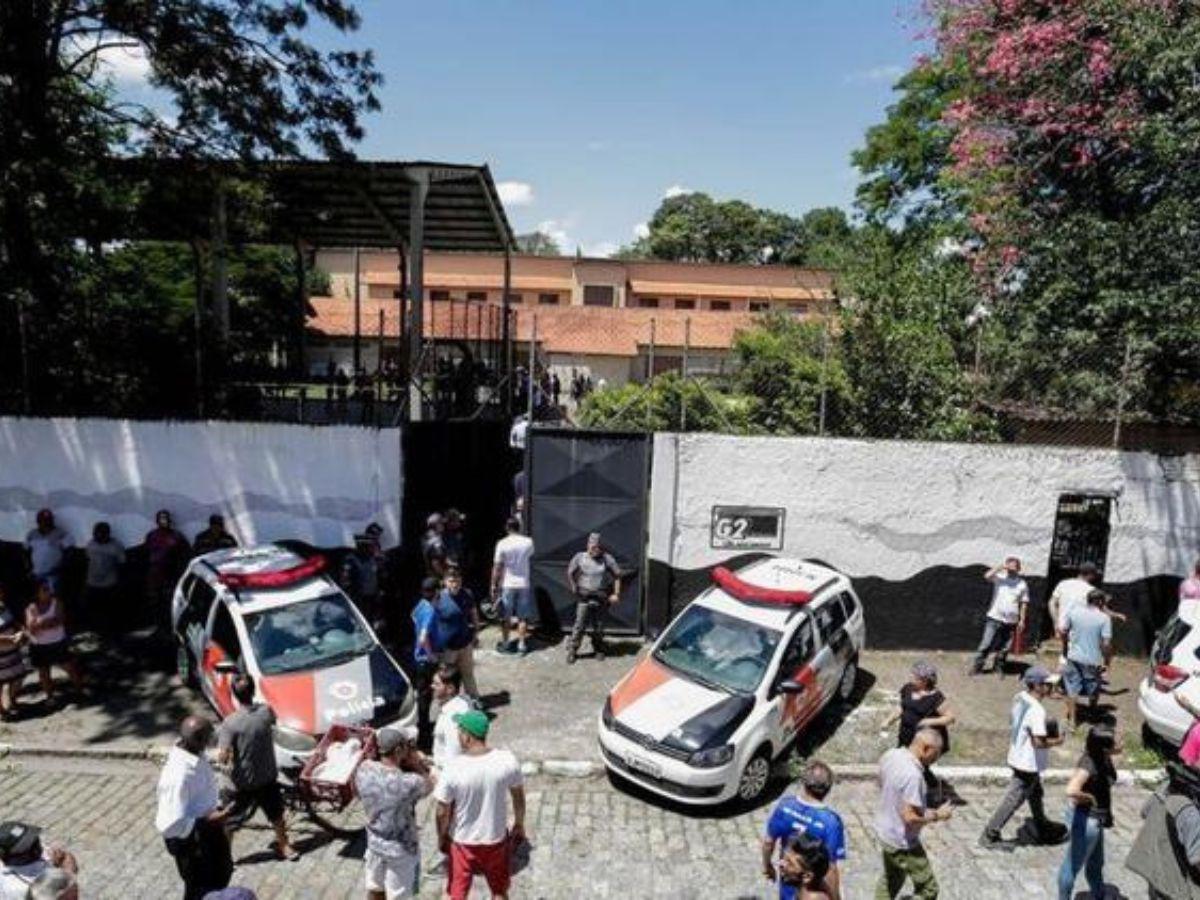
top-left (1, 755), bottom-right (1150, 899)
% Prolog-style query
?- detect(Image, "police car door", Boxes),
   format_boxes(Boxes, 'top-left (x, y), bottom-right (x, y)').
top-left (203, 600), bottom-right (244, 716)
top-left (812, 596), bottom-right (853, 702)
top-left (770, 617), bottom-right (823, 748)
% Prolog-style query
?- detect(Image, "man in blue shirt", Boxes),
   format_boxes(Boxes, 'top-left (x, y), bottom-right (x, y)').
top-left (411, 578), bottom-right (442, 751)
top-left (1061, 589), bottom-right (1114, 731)
top-left (761, 760), bottom-right (847, 900)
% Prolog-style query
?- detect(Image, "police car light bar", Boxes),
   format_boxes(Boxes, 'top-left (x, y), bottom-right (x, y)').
top-left (219, 554), bottom-right (327, 589)
top-left (711, 566), bottom-right (813, 605)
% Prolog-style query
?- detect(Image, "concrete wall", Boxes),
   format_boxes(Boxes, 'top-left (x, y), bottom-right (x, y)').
top-left (648, 433), bottom-right (1200, 652)
top-left (0, 417), bottom-right (402, 551)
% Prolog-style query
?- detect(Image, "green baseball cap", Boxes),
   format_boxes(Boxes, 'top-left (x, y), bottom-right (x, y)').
top-left (453, 709), bottom-right (490, 739)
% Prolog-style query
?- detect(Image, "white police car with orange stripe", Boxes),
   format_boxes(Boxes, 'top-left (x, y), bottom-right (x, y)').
top-left (599, 558), bottom-right (865, 805)
top-left (171, 545), bottom-right (416, 770)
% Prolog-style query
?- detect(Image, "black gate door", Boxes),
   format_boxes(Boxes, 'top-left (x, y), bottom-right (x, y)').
top-left (527, 429), bottom-right (651, 635)
top-left (1037, 492), bottom-right (1114, 642)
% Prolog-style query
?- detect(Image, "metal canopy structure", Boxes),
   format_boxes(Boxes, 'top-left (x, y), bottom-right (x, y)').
top-left (108, 157), bottom-right (517, 421)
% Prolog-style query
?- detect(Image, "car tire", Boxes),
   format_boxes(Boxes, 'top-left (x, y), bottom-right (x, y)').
top-left (837, 655), bottom-right (859, 702)
top-left (177, 643), bottom-right (197, 689)
top-left (735, 746), bottom-right (772, 804)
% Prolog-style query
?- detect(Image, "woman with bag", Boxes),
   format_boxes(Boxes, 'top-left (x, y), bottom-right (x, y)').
top-left (1057, 725), bottom-right (1119, 900)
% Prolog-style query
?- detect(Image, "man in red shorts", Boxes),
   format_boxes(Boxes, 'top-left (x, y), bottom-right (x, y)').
top-left (434, 710), bottom-right (526, 900)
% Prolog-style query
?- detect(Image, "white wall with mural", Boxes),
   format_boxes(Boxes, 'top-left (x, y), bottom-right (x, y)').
top-left (650, 433), bottom-right (1200, 584)
top-left (0, 418), bottom-right (402, 550)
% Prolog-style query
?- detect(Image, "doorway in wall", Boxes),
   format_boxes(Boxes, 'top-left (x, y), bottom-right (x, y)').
top-left (1039, 493), bottom-right (1114, 641)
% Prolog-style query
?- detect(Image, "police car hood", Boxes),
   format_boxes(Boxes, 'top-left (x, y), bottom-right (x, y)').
top-left (257, 646), bottom-right (408, 736)
top-left (608, 656), bottom-right (753, 748)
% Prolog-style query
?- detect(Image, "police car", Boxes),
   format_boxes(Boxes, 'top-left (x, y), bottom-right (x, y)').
top-left (599, 557), bottom-right (865, 805)
top-left (172, 545), bottom-right (416, 769)
top-left (1138, 602), bottom-right (1200, 747)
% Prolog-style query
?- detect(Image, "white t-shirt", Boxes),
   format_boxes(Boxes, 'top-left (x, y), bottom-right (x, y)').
top-left (986, 574), bottom-right (1030, 625)
top-left (0, 859), bottom-right (48, 900)
top-left (433, 748), bottom-right (524, 845)
top-left (25, 527), bottom-right (72, 577)
top-left (433, 694), bottom-right (473, 769)
top-left (155, 745), bottom-right (220, 839)
top-left (1052, 577), bottom-right (1094, 629)
top-left (493, 534), bottom-right (534, 589)
top-left (874, 747), bottom-right (927, 851)
top-left (1007, 691), bottom-right (1049, 773)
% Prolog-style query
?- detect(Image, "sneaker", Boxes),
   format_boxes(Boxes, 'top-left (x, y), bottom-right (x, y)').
top-left (977, 831), bottom-right (1013, 852)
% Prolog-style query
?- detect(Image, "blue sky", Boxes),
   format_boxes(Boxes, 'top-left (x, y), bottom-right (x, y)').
top-left (104, 1), bottom-right (924, 255)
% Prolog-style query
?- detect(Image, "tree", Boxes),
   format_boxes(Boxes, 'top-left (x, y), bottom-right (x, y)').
top-left (577, 372), bottom-right (751, 433)
top-left (516, 231), bottom-right (563, 256)
top-left (637, 192), bottom-right (810, 265)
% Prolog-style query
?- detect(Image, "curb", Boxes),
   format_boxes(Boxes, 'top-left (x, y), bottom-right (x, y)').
top-left (0, 743), bottom-right (1166, 786)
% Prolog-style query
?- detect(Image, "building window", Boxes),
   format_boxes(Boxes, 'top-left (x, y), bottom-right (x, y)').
top-left (674, 298), bottom-right (695, 310)
top-left (430, 289), bottom-right (450, 302)
top-left (638, 297), bottom-right (659, 309)
top-left (709, 300), bottom-right (731, 311)
top-left (583, 285), bottom-right (616, 307)
top-left (538, 293), bottom-right (560, 306)
top-left (467, 291), bottom-right (487, 302)
top-left (749, 301), bottom-right (769, 312)
top-left (506, 293), bottom-right (523, 305)
top-left (788, 301), bottom-right (810, 315)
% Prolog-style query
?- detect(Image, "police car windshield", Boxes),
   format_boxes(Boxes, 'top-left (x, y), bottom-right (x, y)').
top-left (246, 593), bottom-right (374, 675)
top-left (653, 605), bottom-right (781, 695)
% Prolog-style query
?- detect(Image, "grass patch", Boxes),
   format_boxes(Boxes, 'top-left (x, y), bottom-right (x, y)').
top-left (1124, 732), bottom-right (1166, 770)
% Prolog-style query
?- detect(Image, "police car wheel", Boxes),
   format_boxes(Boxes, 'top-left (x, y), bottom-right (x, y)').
top-left (837, 657), bottom-right (858, 702)
top-left (736, 748), bottom-right (771, 803)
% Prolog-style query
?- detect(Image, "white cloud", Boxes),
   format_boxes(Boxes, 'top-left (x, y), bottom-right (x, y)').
top-left (633, 222), bottom-right (650, 240)
top-left (97, 42), bottom-right (152, 85)
top-left (582, 241), bottom-right (619, 258)
top-left (663, 184), bottom-right (693, 199)
top-left (497, 181), bottom-right (535, 207)
top-left (844, 64), bottom-right (905, 84)
top-left (537, 219), bottom-right (573, 252)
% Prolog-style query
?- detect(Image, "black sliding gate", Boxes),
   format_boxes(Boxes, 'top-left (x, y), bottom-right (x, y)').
top-left (527, 429), bottom-right (651, 635)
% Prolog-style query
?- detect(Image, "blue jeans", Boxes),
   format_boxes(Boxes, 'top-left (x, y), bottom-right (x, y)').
top-left (1058, 806), bottom-right (1105, 900)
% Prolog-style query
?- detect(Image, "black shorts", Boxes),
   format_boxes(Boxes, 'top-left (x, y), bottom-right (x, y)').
top-left (227, 781), bottom-right (285, 825)
top-left (29, 640), bottom-right (71, 669)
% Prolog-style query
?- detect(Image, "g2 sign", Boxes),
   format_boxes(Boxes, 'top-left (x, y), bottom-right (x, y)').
top-left (710, 506), bottom-right (786, 550)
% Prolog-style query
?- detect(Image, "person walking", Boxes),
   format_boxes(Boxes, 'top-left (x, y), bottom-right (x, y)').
top-left (353, 725), bottom-right (435, 900)
top-left (0, 588), bottom-right (28, 720)
top-left (193, 515), bottom-right (238, 557)
top-left (1061, 589), bottom-right (1113, 732)
top-left (217, 675), bottom-right (297, 861)
top-left (564, 532), bottom-right (621, 665)
top-left (972, 557), bottom-right (1029, 676)
top-left (422, 514), bottom-right (448, 579)
top-left (24, 581), bottom-right (83, 704)
top-left (431, 665), bottom-right (474, 770)
top-left (886, 662), bottom-right (954, 754)
top-left (980, 665), bottom-right (1064, 849)
top-left (761, 760), bottom-right (846, 900)
top-left (491, 517), bottom-right (535, 656)
top-left (874, 729), bottom-right (951, 900)
top-left (156, 716), bottom-right (233, 900)
top-left (24, 510), bottom-right (73, 596)
top-left (1048, 563), bottom-right (1101, 646)
top-left (438, 569), bottom-right (479, 698)
top-left (779, 834), bottom-right (836, 900)
top-left (411, 577), bottom-right (443, 751)
top-left (1058, 725), bottom-right (1119, 900)
top-left (83, 522), bottom-right (125, 637)
top-left (434, 710), bottom-right (526, 900)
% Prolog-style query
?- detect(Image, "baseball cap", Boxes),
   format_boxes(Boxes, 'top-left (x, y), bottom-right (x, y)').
top-left (377, 725), bottom-right (418, 755)
top-left (454, 709), bottom-right (490, 739)
top-left (1023, 665), bottom-right (1052, 686)
top-left (0, 822), bottom-right (40, 860)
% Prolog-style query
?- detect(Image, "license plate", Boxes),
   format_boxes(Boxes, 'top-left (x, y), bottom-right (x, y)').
top-left (624, 752), bottom-right (662, 778)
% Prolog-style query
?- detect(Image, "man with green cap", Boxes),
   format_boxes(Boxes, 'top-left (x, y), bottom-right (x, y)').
top-left (433, 710), bottom-right (525, 900)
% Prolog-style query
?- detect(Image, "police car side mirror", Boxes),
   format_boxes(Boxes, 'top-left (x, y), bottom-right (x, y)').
top-left (777, 679), bottom-right (806, 695)
top-left (214, 660), bottom-right (240, 675)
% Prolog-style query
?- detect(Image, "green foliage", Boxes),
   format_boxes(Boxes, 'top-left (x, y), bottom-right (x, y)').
top-left (516, 232), bottom-right (563, 256)
top-left (577, 372), bottom-right (751, 434)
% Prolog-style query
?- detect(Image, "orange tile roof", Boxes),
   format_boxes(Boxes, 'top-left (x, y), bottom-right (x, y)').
top-left (308, 297), bottom-right (772, 357)
top-left (626, 279), bottom-right (829, 301)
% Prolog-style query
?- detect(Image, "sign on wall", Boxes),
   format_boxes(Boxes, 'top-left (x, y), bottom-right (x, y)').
top-left (710, 505), bottom-right (786, 550)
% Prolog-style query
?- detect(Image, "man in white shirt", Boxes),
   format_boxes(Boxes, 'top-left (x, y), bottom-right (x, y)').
top-left (155, 715), bottom-right (232, 900)
top-left (435, 711), bottom-right (525, 900)
top-left (1049, 562), bottom-right (1101, 635)
top-left (432, 664), bottom-right (474, 770)
top-left (874, 729), bottom-right (951, 899)
top-left (24, 510), bottom-right (72, 595)
top-left (972, 557), bottom-right (1030, 676)
top-left (979, 666), bottom-right (1065, 850)
top-left (491, 517), bottom-right (535, 655)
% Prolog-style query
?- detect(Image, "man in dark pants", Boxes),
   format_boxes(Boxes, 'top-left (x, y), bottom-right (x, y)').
top-left (155, 716), bottom-right (232, 900)
top-left (564, 533), bottom-right (621, 665)
top-left (218, 675), bottom-right (298, 861)
top-left (411, 577), bottom-right (442, 751)
top-left (979, 666), bottom-right (1065, 849)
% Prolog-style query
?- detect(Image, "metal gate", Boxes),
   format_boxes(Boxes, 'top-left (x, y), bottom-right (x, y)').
top-left (527, 429), bottom-right (651, 635)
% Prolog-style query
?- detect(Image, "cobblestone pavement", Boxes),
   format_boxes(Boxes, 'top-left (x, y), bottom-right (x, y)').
top-left (1, 757), bottom-right (1151, 899)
